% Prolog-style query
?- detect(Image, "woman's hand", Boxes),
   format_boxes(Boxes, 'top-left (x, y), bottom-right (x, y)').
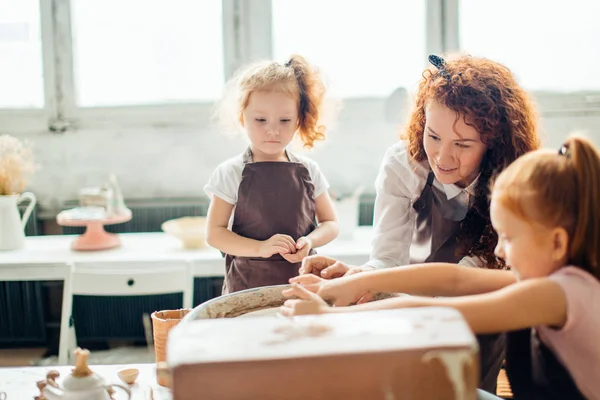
top-left (298, 255), bottom-right (375, 279)
top-left (280, 284), bottom-right (330, 316)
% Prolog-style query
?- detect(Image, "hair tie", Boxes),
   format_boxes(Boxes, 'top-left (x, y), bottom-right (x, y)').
top-left (558, 144), bottom-right (571, 158)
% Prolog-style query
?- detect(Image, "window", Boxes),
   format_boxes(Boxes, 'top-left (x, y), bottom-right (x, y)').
top-left (70, 0), bottom-right (224, 107)
top-left (272, 0), bottom-right (426, 98)
top-left (0, 0), bottom-right (44, 108)
top-left (460, 0), bottom-right (600, 92)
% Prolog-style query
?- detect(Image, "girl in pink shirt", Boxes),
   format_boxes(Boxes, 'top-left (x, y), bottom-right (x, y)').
top-left (283, 135), bottom-right (600, 400)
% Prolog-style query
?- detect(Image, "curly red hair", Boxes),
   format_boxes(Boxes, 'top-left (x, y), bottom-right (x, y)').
top-left (402, 54), bottom-right (541, 269)
top-left (236, 55), bottom-right (327, 149)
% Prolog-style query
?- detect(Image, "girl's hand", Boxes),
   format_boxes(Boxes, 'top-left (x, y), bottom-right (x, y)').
top-left (287, 274), bottom-right (366, 307)
top-left (286, 273), bottom-right (324, 294)
top-left (281, 237), bottom-right (312, 264)
top-left (259, 234), bottom-right (296, 258)
top-left (280, 283), bottom-right (330, 316)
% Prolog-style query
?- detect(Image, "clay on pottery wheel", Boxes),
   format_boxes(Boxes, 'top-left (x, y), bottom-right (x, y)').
top-left (167, 285), bottom-right (479, 400)
top-left (236, 307), bottom-right (280, 317)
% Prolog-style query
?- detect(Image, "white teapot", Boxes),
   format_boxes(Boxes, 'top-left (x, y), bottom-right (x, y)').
top-left (37, 348), bottom-right (131, 400)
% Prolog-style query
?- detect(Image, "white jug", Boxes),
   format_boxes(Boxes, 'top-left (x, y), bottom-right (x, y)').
top-left (0, 192), bottom-right (36, 251)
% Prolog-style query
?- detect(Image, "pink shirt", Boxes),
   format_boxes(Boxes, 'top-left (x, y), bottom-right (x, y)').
top-left (537, 266), bottom-right (600, 400)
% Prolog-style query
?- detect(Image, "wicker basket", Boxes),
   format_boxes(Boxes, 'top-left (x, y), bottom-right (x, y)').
top-left (151, 308), bottom-right (191, 386)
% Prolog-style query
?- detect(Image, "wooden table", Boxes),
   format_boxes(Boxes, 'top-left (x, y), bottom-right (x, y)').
top-left (0, 363), bottom-right (171, 399)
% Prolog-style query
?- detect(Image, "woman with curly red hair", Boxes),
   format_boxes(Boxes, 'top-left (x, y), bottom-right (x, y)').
top-left (294, 54), bottom-right (541, 392)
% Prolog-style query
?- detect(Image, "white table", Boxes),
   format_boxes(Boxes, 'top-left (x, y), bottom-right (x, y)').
top-left (0, 363), bottom-right (170, 399)
top-left (0, 228), bottom-right (374, 281)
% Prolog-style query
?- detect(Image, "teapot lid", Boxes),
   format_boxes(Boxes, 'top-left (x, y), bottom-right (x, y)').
top-left (62, 348), bottom-right (106, 391)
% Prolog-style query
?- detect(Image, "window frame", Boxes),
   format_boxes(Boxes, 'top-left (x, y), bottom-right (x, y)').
top-left (453, 0), bottom-right (600, 116)
top-left (1, 0), bottom-right (598, 135)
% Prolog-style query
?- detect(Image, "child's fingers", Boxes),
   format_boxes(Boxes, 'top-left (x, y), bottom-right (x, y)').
top-left (279, 238), bottom-right (296, 253)
top-left (356, 292), bottom-right (375, 304)
top-left (279, 236), bottom-right (296, 253)
top-left (282, 253), bottom-right (301, 263)
top-left (290, 274), bottom-right (321, 285)
top-left (282, 298), bottom-right (301, 307)
top-left (283, 282), bottom-right (318, 297)
top-left (296, 237), bottom-right (308, 249)
top-left (279, 304), bottom-right (293, 316)
top-left (274, 245), bottom-right (290, 254)
top-left (289, 283), bottom-right (320, 301)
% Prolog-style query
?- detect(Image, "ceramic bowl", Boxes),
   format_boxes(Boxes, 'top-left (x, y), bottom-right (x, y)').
top-left (117, 367), bottom-right (139, 385)
top-left (161, 217), bottom-right (207, 249)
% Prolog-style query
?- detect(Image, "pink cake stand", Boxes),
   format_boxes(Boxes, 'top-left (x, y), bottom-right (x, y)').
top-left (57, 211), bottom-right (132, 251)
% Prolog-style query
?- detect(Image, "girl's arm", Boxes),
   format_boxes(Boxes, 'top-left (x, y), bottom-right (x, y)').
top-left (206, 196), bottom-right (296, 257)
top-left (292, 261), bottom-right (516, 303)
top-left (285, 278), bottom-right (567, 334)
top-left (305, 192), bottom-right (338, 248)
top-left (349, 263), bottom-right (516, 297)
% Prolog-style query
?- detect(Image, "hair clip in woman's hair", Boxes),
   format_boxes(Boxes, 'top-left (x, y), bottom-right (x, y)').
top-left (429, 54), bottom-right (446, 69)
top-left (428, 54), bottom-right (450, 78)
top-left (284, 59), bottom-right (293, 68)
top-left (558, 144), bottom-right (571, 158)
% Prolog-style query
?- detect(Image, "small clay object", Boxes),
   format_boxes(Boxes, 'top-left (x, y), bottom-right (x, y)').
top-left (72, 347), bottom-right (93, 377)
top-left (46, 371), bottom-right (60, 388)
top-left (36, 380), bottom-right (47, 391)
top-left (34, 379), bottom-right (48, 400)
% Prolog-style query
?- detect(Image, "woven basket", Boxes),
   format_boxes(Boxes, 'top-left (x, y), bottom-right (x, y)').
top-left (151, 308), bottom-right (191, 386)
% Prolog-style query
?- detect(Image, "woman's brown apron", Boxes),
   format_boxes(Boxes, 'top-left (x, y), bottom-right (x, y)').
top-left (411, 172), bottom-right (506, 393)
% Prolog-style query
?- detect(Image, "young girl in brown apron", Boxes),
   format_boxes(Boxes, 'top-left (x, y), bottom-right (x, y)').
top-left (205, 55), bottom-right (339, 295)
top-left (285, 135), bottom-right (600, 399)
top-left (293, 54), bottom-right (541, 393)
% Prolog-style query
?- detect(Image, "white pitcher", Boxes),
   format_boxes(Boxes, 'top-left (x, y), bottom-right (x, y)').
top-left (0, 192), bottom-right (36, 251)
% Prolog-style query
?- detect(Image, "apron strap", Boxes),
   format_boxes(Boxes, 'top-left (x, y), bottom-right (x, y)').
top-left (286, 150), bottom-right (300, 163)
top-left (243, 147), bottom-right (299, 164)
top-left (426, 171), bottom-right (435, 187)
top-left (243, 147), bottom-right (254, 164)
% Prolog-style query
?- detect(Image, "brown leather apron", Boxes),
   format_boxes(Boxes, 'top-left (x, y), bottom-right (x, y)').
top-left (505, 328), bottom-right (585, 399)
top-left (411, 172), bottom-right (506, 393)
top-left (223, 148), bottom-right (317, 294)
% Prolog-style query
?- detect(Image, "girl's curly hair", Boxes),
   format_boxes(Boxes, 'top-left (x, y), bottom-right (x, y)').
top-left (216, 54), bottom-right (335, 149)
top-left (402, 54), bottom-right (541, 269)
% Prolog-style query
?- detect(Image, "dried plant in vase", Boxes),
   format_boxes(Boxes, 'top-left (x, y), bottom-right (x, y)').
top-left (0, 134), bottom-right (37, 195)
